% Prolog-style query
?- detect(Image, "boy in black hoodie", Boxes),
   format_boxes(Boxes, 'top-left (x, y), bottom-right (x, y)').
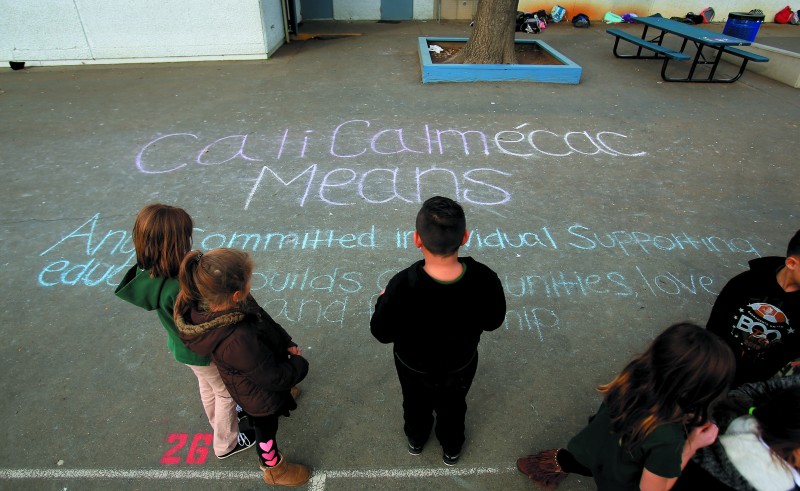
top-left (707, 229), bottom-right (800, 386)
top-left (370, 196), bottom-right (506, 466)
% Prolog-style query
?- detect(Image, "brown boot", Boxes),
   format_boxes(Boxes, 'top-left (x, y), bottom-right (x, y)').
top-left (516, 449), bottom-right (568, 490)
top-left (263, 453), bottom-right (310, 487)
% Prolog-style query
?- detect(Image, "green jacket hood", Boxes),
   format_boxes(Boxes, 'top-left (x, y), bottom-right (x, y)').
top-left (114, 265), bottom-right (169, 311)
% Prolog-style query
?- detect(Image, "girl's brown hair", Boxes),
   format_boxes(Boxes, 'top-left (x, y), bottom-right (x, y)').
top-left (599, 322), bottom-right (735, 449)
top-left (132, 203), bottom-right (193, 278)
top-left (175, 248), bottom-right (253, 314)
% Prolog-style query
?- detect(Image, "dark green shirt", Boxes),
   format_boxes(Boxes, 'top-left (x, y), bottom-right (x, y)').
top-left (567, 403), bottom-right (686, 490)
top-left (115, 266), bottom-right (210, 366)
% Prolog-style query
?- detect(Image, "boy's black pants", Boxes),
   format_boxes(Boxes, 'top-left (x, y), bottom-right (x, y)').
top-left (394, 352), bottom-right (479, 455)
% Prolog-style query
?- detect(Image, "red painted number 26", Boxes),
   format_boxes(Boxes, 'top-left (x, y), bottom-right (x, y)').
top-left (161, 433), bottom-right (213, 465)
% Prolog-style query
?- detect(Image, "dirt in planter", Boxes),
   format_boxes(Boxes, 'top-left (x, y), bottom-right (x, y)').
top-left (427, 41), bottom-right (563, 65)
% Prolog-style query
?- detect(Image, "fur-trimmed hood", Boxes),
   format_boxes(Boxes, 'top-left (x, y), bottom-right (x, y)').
top-left (175, 298), bottom-right (257, 357)
top-left (175, 308), bottom-right (245, 338)
top-left (175, 307), bottom-right (244, 357)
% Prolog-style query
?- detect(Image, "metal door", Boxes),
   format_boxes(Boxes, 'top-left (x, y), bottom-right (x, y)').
top-left (302, 0), bottom-right (334, 19)
top-left (381, 0), bottom-right (413, 20)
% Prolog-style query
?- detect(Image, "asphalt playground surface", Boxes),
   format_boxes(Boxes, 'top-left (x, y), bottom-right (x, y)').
top-left (1, 20), bottom-right (799, 491)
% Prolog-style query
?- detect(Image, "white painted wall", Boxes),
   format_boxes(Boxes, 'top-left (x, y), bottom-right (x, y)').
top-left (414, 0), bottom-right (434, 20)
top-left (1, 1), bottom-right (90, 63)
top-left (262, 0), bottom-right (288, 56)
top-left (0, 0), bottom-right (277, 65)
top-left (0, 0), bottom-right (792, 66)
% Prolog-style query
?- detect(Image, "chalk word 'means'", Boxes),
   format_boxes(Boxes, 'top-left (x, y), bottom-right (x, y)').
top-left (134, 122), bottom-right (646, 174)
top-left (244, 164), bottom-right (511, 208)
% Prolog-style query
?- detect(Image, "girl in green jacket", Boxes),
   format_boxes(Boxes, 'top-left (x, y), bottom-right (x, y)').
top-left (115, 203), bottom-right (254, 459)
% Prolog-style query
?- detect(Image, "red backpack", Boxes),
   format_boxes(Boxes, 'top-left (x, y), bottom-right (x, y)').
top-left (775, 5), bottom-right (794, 23)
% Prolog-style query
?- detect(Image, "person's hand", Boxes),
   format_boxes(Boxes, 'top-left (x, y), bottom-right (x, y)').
top-left (687, 422), bottom-right (719, 452)
top-left (287, 346), bottom-right (303, 356)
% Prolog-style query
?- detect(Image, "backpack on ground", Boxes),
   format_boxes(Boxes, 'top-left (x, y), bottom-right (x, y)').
top-left (775, 5), bottom-right (794, 23)
top-left (572, 13), bottom-right (590, 28)
top-left (515, 11), bottom-right (546, 33)
top-left (551, 5), bottom-right (566, 22)
top-left (683, 12), bottom-right (705, 24)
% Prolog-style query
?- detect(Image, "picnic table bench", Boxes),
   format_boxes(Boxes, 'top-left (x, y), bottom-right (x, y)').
top-left (607, 28), bottom-right (691, 61)
top-left (606, 16), bottom-right (769, 83)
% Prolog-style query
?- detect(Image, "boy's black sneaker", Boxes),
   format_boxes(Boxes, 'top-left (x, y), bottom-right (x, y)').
top-left (442, 452), bottom-right (460, 466)
top-left (407, 440), bottom-right (424, 456)
top-left (217, 429), bottom-right (256, 459)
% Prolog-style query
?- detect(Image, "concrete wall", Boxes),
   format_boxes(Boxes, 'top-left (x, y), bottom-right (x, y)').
top-left (414, 0), bottom-right (435, 20)
top-left (0, 0), bottom-right (276, 66)
top-left (262, 0), bottom-right (288, 56)
top-left (0, 0), bottom-right (793, 66)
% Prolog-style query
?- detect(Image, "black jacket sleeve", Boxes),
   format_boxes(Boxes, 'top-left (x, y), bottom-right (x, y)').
top-left (370, 272), bottom-right (407, 344)
top-left (480, 269), bottom-right (506, 332)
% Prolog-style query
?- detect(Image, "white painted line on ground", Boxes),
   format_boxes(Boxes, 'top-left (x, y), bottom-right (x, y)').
top-left (0, 469), bottom-right (261, 480)
top-left (1, 465), bottom-right (517, 483)
top-left (324, 466), bottom-right (515, 478)
top-left (308, 472), bottom-right (327, 491)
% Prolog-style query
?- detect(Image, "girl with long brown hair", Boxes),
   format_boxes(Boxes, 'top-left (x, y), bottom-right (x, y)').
top-left (517, 322), bottom-right (736, 490)
top-left (115, 204), bottom-right (253, 459)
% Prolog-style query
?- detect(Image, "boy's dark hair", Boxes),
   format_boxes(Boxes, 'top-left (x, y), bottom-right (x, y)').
top-left (787, 229), bottom-right (800, 258)
top-left (415, 196), bottom-right (466, 256)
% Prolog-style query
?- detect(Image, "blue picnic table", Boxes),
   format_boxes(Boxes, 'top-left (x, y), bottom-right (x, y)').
top-left (607, 15), bottom-right (769, 83)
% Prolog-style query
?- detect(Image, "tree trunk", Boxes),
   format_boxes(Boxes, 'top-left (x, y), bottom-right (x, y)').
top-left (449, 0), bottom-right (519, 64)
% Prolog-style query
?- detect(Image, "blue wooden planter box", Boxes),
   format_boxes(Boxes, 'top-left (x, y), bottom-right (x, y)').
top-left (419, 37), bottom-right (582, 84)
